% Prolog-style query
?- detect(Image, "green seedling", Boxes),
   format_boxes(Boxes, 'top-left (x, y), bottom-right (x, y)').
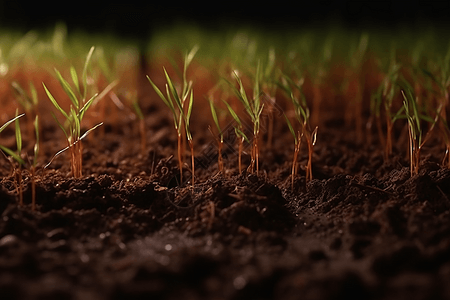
top-left (370, 46), bottom-right (403, 159)
top-left (222, 99), bottom-right (250, 174)
top-left (208, 98), bottom-right (224, 173)
top-left (11, 81), bottom-right (39, 141)
top-left (277, 74), bottom-right (318, 183)
top-left (401, 86), bottom-right (437, 176)
top-left (227, 64), bottom-right (264, 173)
top-left (43, 46), bottom-right (102, 178)
top-left (284, 113), bottom-right (303, 190)
top-left (31, 115), bottom-right (39, 210)
top-left (147, 46), bottom-right (198, 185)
top-left (0, 110), bottom-right (25, 205)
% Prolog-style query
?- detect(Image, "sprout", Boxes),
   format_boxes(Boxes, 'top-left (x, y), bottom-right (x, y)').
top-left (208, 98), bottom-right (224, 173)
top-left (43, 46), bottom-right (103, 178)
top-left (0, 111), bottom-right (25, 205)
top-left (227, 62), bottom-right (264, 173)
top-left (147, 46), bottom-right (198, 186)
top-left (278, 73), bottom-right (318, 183)
top-left (222, 99), bottom-right (250, 174)
top-left (401, 86), bottom-right (437, 176)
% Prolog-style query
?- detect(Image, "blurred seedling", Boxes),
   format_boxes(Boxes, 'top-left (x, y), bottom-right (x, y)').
top-left (147, 46), bottom-right (198, 186)
top-left (42, 46), bottom-right (103, 178)
top-left (401, 85), bottom-right (437, 176)
top-left (370, 46), bottom-right (404, 159)
top-left (0, 110), bottom-right (25, 205)
top-left (11, 81), bottom-right (41, 154)
top-left (227, 64), bottom-right (264, 173)
top-left (208, 98), bottom-right (224, 173)
top-left (222, 99), bottom-right (250, 174)
top-left (278, 73), bottom-right (318, 183)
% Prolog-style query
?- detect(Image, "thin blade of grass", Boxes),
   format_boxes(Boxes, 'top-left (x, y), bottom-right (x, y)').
top-left (0, 114), bottom-right (24, 134)
top-left (82, 46), bottom-right (95, 99)
top-left (0, 145), bottom-right (25, 165)
top-left (70, 65), bottom-right (80, 95)
top-left (54, 68), bottom-right (79, 108)
top-left (15, 109), bottom-right (22, 153)
top-left (33, 115), bottom-right (39, 167)
top-left (43, 83), bottom-right (69, 120)
top-left (79, 93), bottom-right (98, 120)
top-left (284, 113), bottom-right (298, 145)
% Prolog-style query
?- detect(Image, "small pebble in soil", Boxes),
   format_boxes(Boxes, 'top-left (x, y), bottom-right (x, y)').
top-left (0, 234), bottom-right (19, 248)
top-left (233, 276), bottom-right (247, 290)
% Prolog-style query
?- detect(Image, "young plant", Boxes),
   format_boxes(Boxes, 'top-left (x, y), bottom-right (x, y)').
top-left (284, 114), bottom-right (303, 190)
top-left (372, 48), bottom-right (403, 159)
top-left (42, 46), bottom-right (102, 178)
top-left (147, 46), bottom-right (198, 185)
top-left (401, 86), bottom-right (437, 176)
top-left (11, 81), bottom-right (39, 142)
top-left (0, 111), bottom-right (25, 205)
top-left (222, 99), bottom-right (250, 174)
top-left (30, 116), bottom-right (39, 211)
top-left (278, 74), bottom-right (318, 182)
top-left (228, 65), bottom-right (264, 173)
top-left (208, 98), bottom-right (224, 173)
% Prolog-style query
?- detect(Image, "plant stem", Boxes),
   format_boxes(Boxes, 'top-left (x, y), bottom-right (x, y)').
top-left (218, 141), bottom-right (224, 173)
top-left (291, 142), bottom-right (300, 191)
top-left (177, 133), bottom-right (183, 184)
top-left (189, 139), bottom-right (195, 186)
top-left (31, 166), bottom-right (36, 211)
top-left (238, 137), bottom-right (243, 174)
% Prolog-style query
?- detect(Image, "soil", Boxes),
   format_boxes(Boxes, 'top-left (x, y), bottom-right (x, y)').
top-left (2, 62), bottom-right (450, 300)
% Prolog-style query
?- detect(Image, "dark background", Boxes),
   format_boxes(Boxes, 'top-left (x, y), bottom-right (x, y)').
top-left (0, 1), bottom-right (448, 39)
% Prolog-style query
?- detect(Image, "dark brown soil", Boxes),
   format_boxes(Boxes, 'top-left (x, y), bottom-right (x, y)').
top-left (1, 65), bottom-right (450, 300)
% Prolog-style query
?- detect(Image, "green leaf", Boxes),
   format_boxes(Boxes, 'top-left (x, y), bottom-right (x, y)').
top-left (82, 46), bottom-right (95, 99)
top-left (284, 113), bottom-right (298, 145)
top-left (15, 109), bottom-right (22, 153)
top-left (185, 90), bottom-right (194, 141)
top-left (51, 111), bottom-right (69, 142)
top-left (222, 99), bottom-right (242, 127)
top-left (132, 100), bottom-right (144, 120)
top-left (70, 65), bottom-right (80, 95)
top-left (0, 114), bottom-right (24, 134)
top-left (54, 68), bottom-right (79, 109)
top-left (147, 75), bottom-right (176, 117)
top-left (164, 68), bottom-right (183, 111)
top-left (43, 83), bottom-right (69, 120)
top-left (209, 98), bottom-right (222, 135)
top-left (29, 81), bottom-right (38, 106)
top-left (234, 127), bottom-right (249, 143)
top-left (70, 106), bottom-right (81, 140)
top-left (0, 145), bottom-right (25, 165)
top-left (79, 93), bottom-right (98, 121)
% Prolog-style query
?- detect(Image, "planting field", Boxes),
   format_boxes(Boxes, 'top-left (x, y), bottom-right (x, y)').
top-left (1, 24), bottom-right (450, 299)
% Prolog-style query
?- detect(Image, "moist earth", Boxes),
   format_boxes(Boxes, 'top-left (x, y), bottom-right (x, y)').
top-left (1, 69), bottom-right (450, 300)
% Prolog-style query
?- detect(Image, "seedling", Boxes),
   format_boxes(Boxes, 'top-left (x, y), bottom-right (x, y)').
top-left (401, 86), bottom-right (437, 176)
top-left (222, 99), bottom-right (250, 174)
top-left (30, 115), bottom-right (39, 210)
top-left (208, 98), bottom-right (224, 173)
top-left (278, 74), bottom-right (318, 182)
top-left (0, 110), bottom-right (25, 205)
top-left (147, 46), bottom-right (198, 185)
top-left (284, 114), bottom-right (303, 190)
top-left (43, 46), bottom-right (102, 178)
top-left (371, 47), bottom-right (403, 159)
top-left (11, 81), bottom-right (39, 142)
top-left (228, 64), bottom-right (264, 173)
